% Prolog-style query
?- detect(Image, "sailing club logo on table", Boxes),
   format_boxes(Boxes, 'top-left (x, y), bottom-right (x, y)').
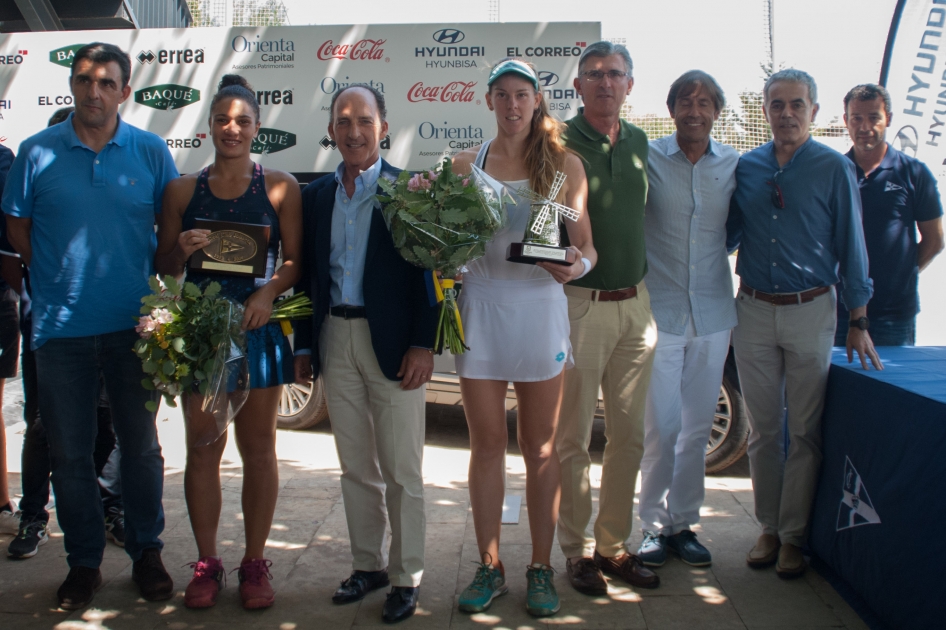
top-left (407, 81), bottom-right (476, 104)
top-left (317, 39), bottom-right (386, 61)
top-left (135, 84), bottom-right (201, 110)
top-left (231, 35), bottom-right (294, 70)
top-left (416, 28), bottom-right (484, 68)
top-left (252, 128), bottom-right (296, 155)
top-left (49, 44), bottom-right (86, 68)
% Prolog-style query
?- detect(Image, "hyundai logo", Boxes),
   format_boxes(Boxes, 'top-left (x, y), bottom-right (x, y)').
top-left (894, 125), bottom-right (918, 157)
top-left (432, 29), bottom-right (465, 44)
top-left (537, 71), bottom-right (559, 87)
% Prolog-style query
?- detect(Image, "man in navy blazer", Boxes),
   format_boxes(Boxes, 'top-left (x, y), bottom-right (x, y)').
top-left (293, 85), bottom-right (438, 625)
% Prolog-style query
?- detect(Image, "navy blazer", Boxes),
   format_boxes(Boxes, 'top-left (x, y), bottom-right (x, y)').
top-left (294, 159), bottom-right (439, 381)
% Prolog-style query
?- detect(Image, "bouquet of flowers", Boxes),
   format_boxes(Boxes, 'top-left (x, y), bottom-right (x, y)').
top-left (377, 158), bottom-right (511, 354)
top-left (135, 276), bottom-right (312, 445)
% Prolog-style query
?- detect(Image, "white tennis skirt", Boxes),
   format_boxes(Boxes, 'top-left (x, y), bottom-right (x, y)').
top-left (455, 275), bottom-right (573, 382)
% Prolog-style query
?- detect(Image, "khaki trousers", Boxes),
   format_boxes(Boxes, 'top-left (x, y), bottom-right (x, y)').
top-left (557, 283), bottom-right (658, 559)
top-left (319, 315), bottom-right (426, 587)
top-left (732, 288), bottom-right (835, 548)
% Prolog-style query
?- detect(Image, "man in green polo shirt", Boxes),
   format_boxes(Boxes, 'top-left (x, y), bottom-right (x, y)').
top-left (556, 41), bottom-right (660, 595)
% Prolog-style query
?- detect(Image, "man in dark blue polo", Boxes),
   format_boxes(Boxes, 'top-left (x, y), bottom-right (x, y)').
top-left (835, 84), bottom-right (944, 346)
top-left (727, 69), bottom-right (881, 580)
top-left (1, 43), bottom-right (178, 610)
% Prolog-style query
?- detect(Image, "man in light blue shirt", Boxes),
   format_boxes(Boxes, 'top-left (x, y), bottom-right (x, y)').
top-left (726, 69), bottom-right (881, 579)
top-left (1, 44), bottom-right (178, 609)
top-left (637, 71), bottom-right (739, 570)
top-left (329, 157), bottom-right (381, 307)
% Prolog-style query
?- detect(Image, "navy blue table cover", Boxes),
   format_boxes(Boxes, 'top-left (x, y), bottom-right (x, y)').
top-left (810, 347), bottom-right (946, 630)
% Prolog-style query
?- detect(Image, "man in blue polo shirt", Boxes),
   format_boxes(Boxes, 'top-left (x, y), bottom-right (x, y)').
top-left (727, 69), bottom-right (881, 580)
top-left (835, 84), bottom-right (944, 346)
top-left (1, 43), bottom-right (178, 610)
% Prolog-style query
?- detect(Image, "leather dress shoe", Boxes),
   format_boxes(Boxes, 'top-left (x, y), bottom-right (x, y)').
top-left (775, 543), bottom-right (806, 579)
top-left (566, 557), bottom-right (607, 596)
top-left (382, 586), bottom-right (419, 624)
top-left (132, 548), bottom-right (174, 601)
top-left (333, 569), bottom-right (390, 604)
top-left (746, 534), bottom-right (780, 569)
top-left (58, 566), bottom-right (103, 610)
top-left (593, 550), bottom-right (660, 589)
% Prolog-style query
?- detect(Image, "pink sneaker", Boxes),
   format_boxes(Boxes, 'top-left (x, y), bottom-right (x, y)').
top-left (237, 558), bottom-right (274, 609)
top-left (183, 557), bottom-right (225, 609)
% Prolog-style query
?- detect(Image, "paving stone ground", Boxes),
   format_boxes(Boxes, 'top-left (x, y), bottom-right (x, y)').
top-left (0, 378), bottom-right (867, 630)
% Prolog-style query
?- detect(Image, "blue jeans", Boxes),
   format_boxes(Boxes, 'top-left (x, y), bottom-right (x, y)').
top-left (834, 315), bottom-right (916, 347)
top-left (35, 328), bottom-right (165, 568)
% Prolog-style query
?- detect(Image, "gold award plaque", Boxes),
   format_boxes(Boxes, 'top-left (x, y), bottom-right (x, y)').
top-left (204, 230), bottom-right (258, 264)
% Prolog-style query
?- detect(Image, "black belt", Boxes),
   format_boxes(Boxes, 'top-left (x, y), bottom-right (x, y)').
top-left (330, 305), bottom-right (367, 319)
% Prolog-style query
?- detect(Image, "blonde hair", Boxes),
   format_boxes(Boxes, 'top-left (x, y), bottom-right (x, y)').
top-left (490, 58), bottom-right (569, 201)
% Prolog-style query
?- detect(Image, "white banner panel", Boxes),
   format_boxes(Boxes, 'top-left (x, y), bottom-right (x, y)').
top-left (0, 22), bottom-right (600, 176)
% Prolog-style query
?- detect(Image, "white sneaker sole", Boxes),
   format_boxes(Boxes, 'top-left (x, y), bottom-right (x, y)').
top-left (8, 531), bottom-right (49, 559)
top-left (458, 584), bottom-right (508, 613)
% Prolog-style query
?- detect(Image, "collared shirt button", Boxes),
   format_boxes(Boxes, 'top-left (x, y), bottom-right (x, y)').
top-left (773, 214), bottom-right (778, 219)
top-left (348, 245), bottom-right (352, 250)
top-left (771, 238), bottom-right (776, 243)
top-left (348, 220), bottom-right (353, 224)
top-left (345, 271), bottom-right (351, 276)
top-left (95, 160), bottom-right (100, 164)
top-left (774, 285), bottom-right (779, 289)
top-left (772, 262), bottom-right (777, 267)
top-left (691, 239), bottom-right (696, 244)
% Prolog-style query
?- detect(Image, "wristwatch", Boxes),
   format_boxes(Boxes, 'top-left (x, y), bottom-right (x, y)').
top-left (850, 316), bottom-right (870, 331)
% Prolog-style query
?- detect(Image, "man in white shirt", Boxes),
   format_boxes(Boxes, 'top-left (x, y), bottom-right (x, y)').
top-left (637, 71), bottom-right (739, 567)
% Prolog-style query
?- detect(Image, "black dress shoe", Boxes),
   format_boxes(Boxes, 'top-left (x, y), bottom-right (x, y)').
top-left (566, 557), bottom-right (607, 596)
top-left (332, 569), bottom-right (390, 604)
top-left (58, 566), bottom-right (103, 610)
top-left (382, 586), bottom-right (419, 624)
top-left (594, 550), bottom-right (660, 589)
top-left (132, 548), bottom-right (174, 601)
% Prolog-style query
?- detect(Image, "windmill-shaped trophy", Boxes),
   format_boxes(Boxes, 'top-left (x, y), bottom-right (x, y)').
top-left (506, 170), bottom-right (580, 266)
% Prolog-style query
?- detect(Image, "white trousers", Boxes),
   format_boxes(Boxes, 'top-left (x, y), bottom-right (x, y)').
top-left (639, 320), bottom-right (731, 535)
top-left (732, 288), bottom-right (835, 548)
top-left (319, 315), bottom-right (427, 587)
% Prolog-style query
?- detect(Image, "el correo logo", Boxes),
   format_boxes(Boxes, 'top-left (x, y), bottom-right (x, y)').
top-left (134, 84), bottom-right (201, 110)
top-left (252, 128), bottom-right (296, 154)
top-left (49, 44), bottom-right (86, 68)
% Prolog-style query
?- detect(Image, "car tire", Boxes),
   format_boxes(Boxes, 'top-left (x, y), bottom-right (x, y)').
top-left (276, 376), bottom-right (329, 430)
top-left (705, 360), bottom-right (750, 474)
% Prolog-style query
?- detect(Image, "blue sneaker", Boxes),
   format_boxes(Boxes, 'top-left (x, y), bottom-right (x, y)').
top-left (637, 531), bottom-right (667, 567)
top-left (525, 564), bottom-right (560, 617)
top-left (458, 562), bottom-right (507, 613)
top-left (667, 530), bottom-right (712, 567)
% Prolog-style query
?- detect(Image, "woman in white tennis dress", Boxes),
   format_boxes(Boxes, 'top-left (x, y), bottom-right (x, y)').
top-left (451, 58), bottom-right (596, 618)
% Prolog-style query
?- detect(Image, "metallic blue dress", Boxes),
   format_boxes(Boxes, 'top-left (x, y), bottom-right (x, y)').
top-left (182, 163), bottom-right (293, 389)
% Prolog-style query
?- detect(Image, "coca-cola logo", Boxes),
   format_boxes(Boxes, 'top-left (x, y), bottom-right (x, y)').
top-left (407, 81), bottom-right (476, 104)
top-left (317, 39), bottom-right (386, 61)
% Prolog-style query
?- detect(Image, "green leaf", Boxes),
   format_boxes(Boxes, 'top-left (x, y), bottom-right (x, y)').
top-left (203, 359), bottom-right (216, 374)
top-left (140, 305), bottom-right (152, 315)
top-left (439, 208), bottom-right (468, 225)
top-left (198, 381), bottom-right (209, 395)
top-left (166, 397), bottom-right (178, 408)
top-left (148, 276), bottom-right (161, 293)
top-left (412, 245), bottom-right (438, 269)
top-left (204, 282), bottom-right (221, 297)
top-left (171, 337), bottom-right (185, 353)
top-left (152, 347), bottom-right (166, 361)
top-left (194, 370), bottom-right (206, 380)
top-left (162, 360), bottom-right (175, 375)
top-left (145, 400), bottom-right (158, 413)
top-left (183, 282), bottom-right (202, 298)
top-left (142, 360), bottom-right (157, 374)
top-left (163, 276), bottom-right (180, 295)
top-left (141, 378), bottom-right (155, 391)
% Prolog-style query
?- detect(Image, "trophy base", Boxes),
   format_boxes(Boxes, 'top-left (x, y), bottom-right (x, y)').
top-left (506, 242), bottom-right (577, 266)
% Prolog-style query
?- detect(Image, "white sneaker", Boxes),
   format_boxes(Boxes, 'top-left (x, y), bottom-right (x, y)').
top-left (0, 505), bottom-right (21, 535)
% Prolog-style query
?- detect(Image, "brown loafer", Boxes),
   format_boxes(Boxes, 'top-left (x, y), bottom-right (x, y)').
top-left (566, 557), bottom-right (607, 596)
top-left (746, 534), bottom-right (780, 569)
top-left (593, 550), bottom-right (660, 589)
top-left (775, 543), bottom-right (806, 579)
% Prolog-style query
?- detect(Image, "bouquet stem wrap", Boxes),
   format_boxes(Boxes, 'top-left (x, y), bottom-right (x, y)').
top-left (432, 273), bottom-right (466, 354)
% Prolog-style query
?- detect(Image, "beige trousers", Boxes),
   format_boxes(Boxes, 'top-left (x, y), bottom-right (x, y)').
top-left (319, 315), bottom-right (426, 587)
top-left (731, 288), bottom-right (836, 548)
top-left (556, 283), bottom-right (658, 559)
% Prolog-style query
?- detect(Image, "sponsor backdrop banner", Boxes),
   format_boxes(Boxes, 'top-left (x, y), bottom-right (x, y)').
top-left (0, 22), bottom-right (600, 176)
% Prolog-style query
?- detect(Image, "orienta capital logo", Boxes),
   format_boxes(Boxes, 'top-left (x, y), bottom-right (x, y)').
top-left (49, 44), bottom-right (86, 68)
top-left (252, 128), bottom-right (296, 154)
top-left (135, 84), bottom-right (200, 110)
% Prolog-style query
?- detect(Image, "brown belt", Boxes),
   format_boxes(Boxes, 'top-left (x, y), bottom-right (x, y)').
top-left (564, 284), bottom-right (638, 302)
top-left (739, 282), bottom-right (830, 305)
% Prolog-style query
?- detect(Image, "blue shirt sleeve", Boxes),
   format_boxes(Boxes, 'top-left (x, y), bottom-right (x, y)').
top-left (833, 159), bottom-right (873, 310)
top-left (912, 160), bottom-right (944, 222)
top-left (1, 141), bottom-right (35, 219)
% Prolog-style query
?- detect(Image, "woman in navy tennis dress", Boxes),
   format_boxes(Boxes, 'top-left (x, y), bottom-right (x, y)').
top-left (155, 75), bottom-right (302, 611)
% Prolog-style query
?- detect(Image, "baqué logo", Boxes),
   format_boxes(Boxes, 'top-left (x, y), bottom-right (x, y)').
top-left (432, 29), bottom-right (464, 44)
top-left (318, 39), bottom-right (385, 61)
top-left (50, 44), bottom-right (86, 68)
top-left (252, 128), bottom-right (296, 155)
top-left (135, 84), bottom-right (201, 110)
top-left (408, 81), bottom-right (476, 104)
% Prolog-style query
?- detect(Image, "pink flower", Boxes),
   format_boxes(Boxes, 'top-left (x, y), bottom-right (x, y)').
top-left (462, 177), bottom-right (470, 187)
top-left (407, 173), bottom-right (432, 192)
top-left (151, 308), bottom-right (174, 325)
top-left (427, 170), bottom-right (439, 181)
top-left (136, 315), bottom-right (156, 338)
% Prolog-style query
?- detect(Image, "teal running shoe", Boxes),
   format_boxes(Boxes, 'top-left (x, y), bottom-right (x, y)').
top-left (525, 564), bottom-right (560, 617)
top-left (458, 561), bottom-right (507, 613)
